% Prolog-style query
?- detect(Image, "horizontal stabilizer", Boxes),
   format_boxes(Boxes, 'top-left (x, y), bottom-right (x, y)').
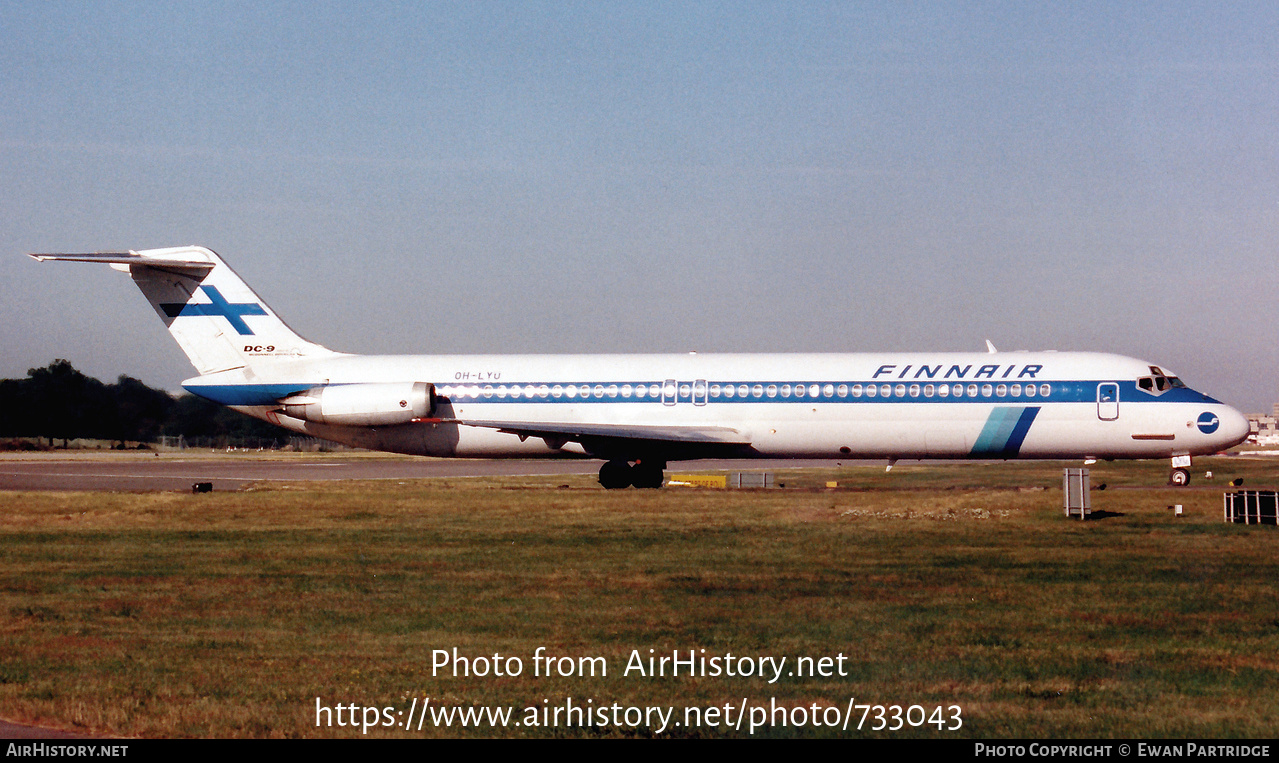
top-left (29, 251), bottom-right (215, 274)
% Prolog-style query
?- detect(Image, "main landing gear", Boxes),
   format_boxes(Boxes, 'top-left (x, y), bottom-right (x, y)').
top-left (598, 459), bottom-right (665, 490)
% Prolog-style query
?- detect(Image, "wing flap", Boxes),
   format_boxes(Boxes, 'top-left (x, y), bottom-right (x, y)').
top-left (444, 418), bottom-right (755, 459)
top-left (450, 419), bottom-right (750, 444)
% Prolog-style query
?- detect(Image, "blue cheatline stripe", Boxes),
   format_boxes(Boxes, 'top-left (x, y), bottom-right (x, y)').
top-left (435, 380), bottom-right (1209, 404)
top-left (970, 407), bottom-right (1040, 457)
top-left (187, 379), bottom-right (1209, 409)
top-left (184, 383), bottom-right (316, 406)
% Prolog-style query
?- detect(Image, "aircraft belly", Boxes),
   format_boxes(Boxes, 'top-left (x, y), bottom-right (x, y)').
top-left (1015, 404), bottom-right (1166, 458)
top-left (451, 424), bottom-right (575, 458)
top-left (748, 405), bottom-right (930, 457)
top-left (249, 399), bottom-right (1238, 462)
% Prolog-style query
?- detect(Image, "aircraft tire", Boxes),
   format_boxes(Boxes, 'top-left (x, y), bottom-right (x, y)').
top-left (1169, 468), bottom-right (1190, 487)
top-left (631, 462), bottom-right (664, 489)
top-left (599, 460), bottom-right (633, 490)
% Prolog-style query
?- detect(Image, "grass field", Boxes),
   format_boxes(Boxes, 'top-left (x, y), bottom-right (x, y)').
top-left (2, 457), bottom-right (1279, 738)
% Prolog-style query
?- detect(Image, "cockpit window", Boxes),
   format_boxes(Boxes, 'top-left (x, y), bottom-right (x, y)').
top-left (1137, 368), bottom-right (1185, 396)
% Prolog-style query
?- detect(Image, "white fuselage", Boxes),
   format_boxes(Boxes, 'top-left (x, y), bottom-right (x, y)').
top-left (32, 247), bottom-right (1251, 476)
top-left (189, 350), bottom-right (1251, 462)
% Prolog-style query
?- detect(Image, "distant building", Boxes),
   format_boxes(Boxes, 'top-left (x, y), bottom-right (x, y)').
top-left (1247, 409), bottom-right (1279, 444)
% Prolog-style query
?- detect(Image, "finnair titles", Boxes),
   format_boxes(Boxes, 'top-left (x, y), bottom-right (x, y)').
top-left (30, 246), bottom-right (1250, 489)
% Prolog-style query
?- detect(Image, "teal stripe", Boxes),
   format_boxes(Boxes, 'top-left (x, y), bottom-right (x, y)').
top-left (971, 407), bottom-right (1024, 456)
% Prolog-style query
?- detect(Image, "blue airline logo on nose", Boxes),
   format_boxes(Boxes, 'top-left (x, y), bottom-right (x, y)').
top-left (160, 286), bottom-right (267, 336)
top-left (1196, 412), bottom-right (1220, 434)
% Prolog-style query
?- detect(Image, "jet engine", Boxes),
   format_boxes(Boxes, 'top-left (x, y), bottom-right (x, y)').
top-left (278, 382), bottom-right (434, 426)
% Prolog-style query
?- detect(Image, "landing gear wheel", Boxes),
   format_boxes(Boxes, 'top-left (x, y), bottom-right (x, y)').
top-left (1169, 468), bottom-right (1190, 487)
top-left (599, 460), bottom-right (633, 490)
top-left (631, 462), bottom-right (665, 489)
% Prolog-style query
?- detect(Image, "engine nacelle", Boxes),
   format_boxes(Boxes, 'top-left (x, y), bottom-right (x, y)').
top-left (279, 382), bottom-right (434, 426)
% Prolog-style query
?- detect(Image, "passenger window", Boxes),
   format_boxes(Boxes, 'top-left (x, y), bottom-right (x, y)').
top-left (866, 384), bottom-right (878, 398)
top-left (852, 384), bottom-right (863, 397)
top-left (981, 384), bottom-right (992, 397)
top-left (837, 384), bottom-right (848, 398)
top-left (1010, 383), bottom-right (1021, 396)
top-left (894, 384), bottom-right (906, 397)
top-left (1040, 384), bottom-right (1051, 397)
top-left (909, 384), bottom-right (920, 398)
top-left (996, 384), bottom-right (1007, 397)
top-left (766, 384), bottom-right (777, 398)
top-left (881, 384), bottom-right (892, 397)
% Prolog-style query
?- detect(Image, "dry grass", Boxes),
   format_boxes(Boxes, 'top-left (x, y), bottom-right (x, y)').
top-left (2, 457), bottom-right (1278, 737)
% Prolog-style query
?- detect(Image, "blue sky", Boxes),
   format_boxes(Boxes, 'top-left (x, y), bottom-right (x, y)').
top-left (3, 2), bottom-right (1277, 409)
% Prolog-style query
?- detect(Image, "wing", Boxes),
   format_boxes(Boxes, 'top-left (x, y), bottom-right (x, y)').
top-left (444, 418), bottom-right (756, 461)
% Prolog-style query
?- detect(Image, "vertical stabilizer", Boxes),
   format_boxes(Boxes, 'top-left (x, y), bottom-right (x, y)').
top-left (30, 246), bottom-right (343, 375)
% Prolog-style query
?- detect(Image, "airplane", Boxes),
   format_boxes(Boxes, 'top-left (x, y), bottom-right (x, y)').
top-left (30, 245), bottom-right (1250, 488)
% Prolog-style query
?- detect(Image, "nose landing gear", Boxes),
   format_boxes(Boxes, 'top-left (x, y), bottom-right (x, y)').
top-left (598, 459), bottom-right (666, 489)
top-left (1169, 455), bottom-right (1192, 487)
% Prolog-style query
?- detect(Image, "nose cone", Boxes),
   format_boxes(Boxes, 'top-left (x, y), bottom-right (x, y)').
top-left (1213, 406), bottom-right (1251, 450)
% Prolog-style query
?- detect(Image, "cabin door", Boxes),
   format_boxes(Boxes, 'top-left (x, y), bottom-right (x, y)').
top-left (1097, 383), bottom-right (1119, 421)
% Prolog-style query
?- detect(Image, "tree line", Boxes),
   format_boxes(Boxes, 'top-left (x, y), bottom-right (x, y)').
top-left (0, 359), bottom-right (287, 446)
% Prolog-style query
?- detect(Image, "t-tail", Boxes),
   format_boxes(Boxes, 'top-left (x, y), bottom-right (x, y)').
top-left (29, 246), bottom-right (343, 376)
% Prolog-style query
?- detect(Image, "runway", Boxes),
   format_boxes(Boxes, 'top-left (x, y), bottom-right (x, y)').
top-left (0, 454), bottom-right (847, 492)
